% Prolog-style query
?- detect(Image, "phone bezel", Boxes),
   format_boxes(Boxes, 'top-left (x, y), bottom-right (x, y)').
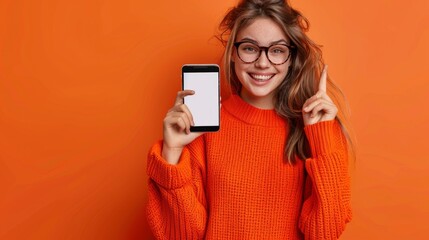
top-left (182, 64), bottom-right (220, 132)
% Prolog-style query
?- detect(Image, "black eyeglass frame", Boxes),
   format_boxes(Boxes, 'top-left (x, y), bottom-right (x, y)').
top-left (233, 41), bottom-right (295, 65)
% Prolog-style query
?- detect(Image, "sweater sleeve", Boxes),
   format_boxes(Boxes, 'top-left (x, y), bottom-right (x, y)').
top-left (298, 120), bottom-right (352, 240)
top-left (146, 136), bottom-right (208, 240)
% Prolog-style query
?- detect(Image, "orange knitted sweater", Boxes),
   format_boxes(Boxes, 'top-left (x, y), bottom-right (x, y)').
top-left (146, 95), bottom-right (352, 240)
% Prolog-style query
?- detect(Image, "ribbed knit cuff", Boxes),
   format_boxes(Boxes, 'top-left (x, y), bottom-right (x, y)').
top-left (304, 120), bottom-right (341, 157)
top-left (147, 141), bottom-right (193, 190)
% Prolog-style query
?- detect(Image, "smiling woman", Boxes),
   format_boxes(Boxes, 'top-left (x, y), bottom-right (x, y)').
top-left (146, 0), bottom-right (354, 239)
top-left (2, 0), bottom-right (428, 239)
top-left (232, 18), bottom-right (291, 109)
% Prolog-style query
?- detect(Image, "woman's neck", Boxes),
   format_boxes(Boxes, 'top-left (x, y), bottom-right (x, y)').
top-left (239, 90), bottom-right (275, 110)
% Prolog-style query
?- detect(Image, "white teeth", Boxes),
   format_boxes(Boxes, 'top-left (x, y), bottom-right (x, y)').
top-left (250, 74), bottom-right (273, 81)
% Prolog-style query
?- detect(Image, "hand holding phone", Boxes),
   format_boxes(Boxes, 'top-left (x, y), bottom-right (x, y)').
top-left (162, 90), bottom-right (203, 165)
top-left (161, 64), bottom-right (220, 164)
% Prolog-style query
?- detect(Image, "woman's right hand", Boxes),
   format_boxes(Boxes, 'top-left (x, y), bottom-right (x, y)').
top-left (162, 90), bottom-right (203, 165)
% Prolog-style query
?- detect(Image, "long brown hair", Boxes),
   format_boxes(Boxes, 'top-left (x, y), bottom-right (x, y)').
top-left (217, 0), bottom-right (355, 163)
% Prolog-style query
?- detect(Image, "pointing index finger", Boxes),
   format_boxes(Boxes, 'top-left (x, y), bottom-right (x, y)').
top-left (319, 65), bottom-right (328, 92)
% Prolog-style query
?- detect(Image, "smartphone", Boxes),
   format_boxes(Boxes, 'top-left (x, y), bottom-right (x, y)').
top-left (182, 64), bottom-right (220, 132)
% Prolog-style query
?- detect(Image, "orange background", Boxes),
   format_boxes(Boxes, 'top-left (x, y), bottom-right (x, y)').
top-left (1, 0), bottom-right (428, 239)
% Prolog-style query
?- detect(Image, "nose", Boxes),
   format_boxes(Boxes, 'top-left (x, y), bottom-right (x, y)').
top-left (255, 49), bottom-right (270, 68)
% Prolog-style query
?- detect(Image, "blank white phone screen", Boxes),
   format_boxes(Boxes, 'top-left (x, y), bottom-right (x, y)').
top-left (183, 72), bottom-right (219, 127)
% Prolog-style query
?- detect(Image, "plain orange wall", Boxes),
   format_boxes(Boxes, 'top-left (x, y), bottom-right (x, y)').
top-left (1, 0), bottom-right (428, 239)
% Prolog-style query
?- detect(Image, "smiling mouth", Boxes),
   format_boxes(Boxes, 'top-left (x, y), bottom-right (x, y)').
top-left (249, 74), bottom-right (275, 82)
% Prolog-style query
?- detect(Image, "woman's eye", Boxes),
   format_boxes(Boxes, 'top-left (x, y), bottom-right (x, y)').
top-left (243, 47), bottom-right (256, 52)
top-left (271, 48), bottom-right (285, 54)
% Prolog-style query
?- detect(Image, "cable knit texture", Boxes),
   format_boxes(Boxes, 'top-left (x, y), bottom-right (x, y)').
top-left (146, 95), bottom-right (352, 240)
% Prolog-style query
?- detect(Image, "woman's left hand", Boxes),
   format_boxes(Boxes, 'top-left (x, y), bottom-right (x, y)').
top-left (302, 65), bottom-right (338, 126)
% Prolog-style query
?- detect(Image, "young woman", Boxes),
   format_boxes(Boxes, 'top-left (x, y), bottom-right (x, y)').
top-left (146, 0), bottom-right (353, 239)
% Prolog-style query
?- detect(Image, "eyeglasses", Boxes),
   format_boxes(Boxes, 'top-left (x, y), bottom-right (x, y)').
top-left (233, 41), bottom-right (294, 65)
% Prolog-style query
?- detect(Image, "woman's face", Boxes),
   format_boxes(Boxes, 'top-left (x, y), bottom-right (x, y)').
top-left (233, 17), bottom-right (291, 109)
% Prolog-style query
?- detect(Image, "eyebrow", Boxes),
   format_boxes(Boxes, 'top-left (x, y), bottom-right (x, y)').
top-left (238, 37), bottom-right (289, 45)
